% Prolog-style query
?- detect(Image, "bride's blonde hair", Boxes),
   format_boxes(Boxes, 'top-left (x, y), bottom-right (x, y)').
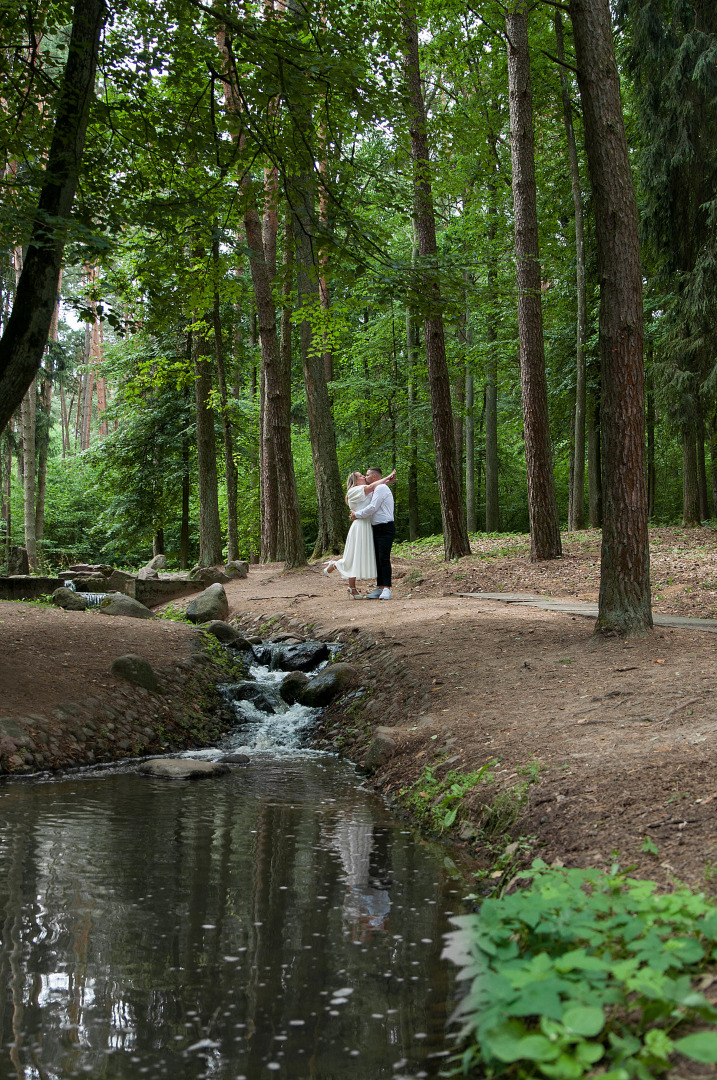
top-left (345, 471), bottom-right (360, 504)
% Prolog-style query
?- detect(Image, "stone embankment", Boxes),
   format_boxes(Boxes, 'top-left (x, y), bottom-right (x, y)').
top-left (0, 644), bottom-right (244, 776)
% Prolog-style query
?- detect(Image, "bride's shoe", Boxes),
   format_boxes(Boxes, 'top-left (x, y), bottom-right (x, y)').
top-left (323, 562), bottom-right (336, 575)
top-left (347, 587), bottom-right (362, 599)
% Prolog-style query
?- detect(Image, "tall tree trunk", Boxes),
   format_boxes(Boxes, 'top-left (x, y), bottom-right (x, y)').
top-left (682, 422), bottom-right (701, 526)
top-left (180, 421), bottom-right (190, 571)
top-left (587, 397), bottom-right (602, 526)
top-left (21, 379), bottom-right (37, 569)
top-left (646, 372), bottom-right (655, 519)
top-left (194, 325), bottom-right (223, 566)
top-left (3, 434), bottom-right (11, 567)
top-left (697, 412), bottom-right (708, 521)
top-left (465, 368), bottom-right (476, 533)
top-left (0, 0), bottom-right (105, 432)
top-left (244, 203), bottom-right (306, 568)
top-left (555, 11), bottom-right (588, 531)
top-left (401, 5), bottom-right (470, 559)
top-left (35, 372), bottom-right (52, 544)
top-left (293, 186), bottom-right (346, 558)
top-left (709, 411), bottom-right (717, 520)
top-left (212, 239), bottom-right (240, 562)
top-left (570, 0), bottom-right (652, 633)
top-left (453, 355), bottom-right (465, 499)
top-left (506, 2), bottom-right (562, 560)
top-left (484, 328), bottom-right (500, 533)
top-left (153, 529), bottom-right (164, 557)
top-left (407, 321), bottom-right (420, 542)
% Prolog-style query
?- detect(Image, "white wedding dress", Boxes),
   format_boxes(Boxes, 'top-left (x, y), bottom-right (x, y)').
top-left (331, 486), bottom-right (377, 581)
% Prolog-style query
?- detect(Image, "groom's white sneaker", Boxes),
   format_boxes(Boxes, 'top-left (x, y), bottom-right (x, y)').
top-left (365, 588), bottom-right (382, 599)
top-left (379, 588), bottom-right (391, 600)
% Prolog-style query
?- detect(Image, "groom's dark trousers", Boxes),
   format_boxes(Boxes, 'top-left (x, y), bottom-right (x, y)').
top-left (372, 521), bottom-right (395, 588)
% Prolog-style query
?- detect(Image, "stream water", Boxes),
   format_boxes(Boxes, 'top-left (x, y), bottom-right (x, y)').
top-left (0, 648), bottom-right (466, 1079)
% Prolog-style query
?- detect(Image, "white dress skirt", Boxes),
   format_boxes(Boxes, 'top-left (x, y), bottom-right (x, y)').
top-left (331, 486), bottom-right (377, 581)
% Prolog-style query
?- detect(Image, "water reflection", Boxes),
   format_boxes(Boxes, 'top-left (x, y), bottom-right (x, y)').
top-left (0, 758), bottom-right (461, 1078)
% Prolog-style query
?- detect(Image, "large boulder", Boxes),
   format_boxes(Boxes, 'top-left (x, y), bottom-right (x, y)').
top-left (146, 554), bottom-right (167, 571)
top-left (279, 641), bottom-right (330, 672)
top-left (139, 758), bottom-right (229, 780)
top-left (110, 654), bottom-right (159, 692)
top-left (280, 670), bottom-right (310, 705)
top-left (203, 621), bottom-right (253, 649)
top-left (106, 569), bottom-right (135, 592)
top-left (70, 563), bottom-right (113, 576)
top-left (225, 560), bottom-right (249, 579)
top-left (186, 583), bottom-right (229, 624)
top-left (190, 566), bottom-right (230, 587)
top-left (298, 662), bottom-right (359, 707)
top-left (52, 586), bottom-right (88, 611)
top-left (225, 681), bottom-right (279, 713)
top-left (137, 566), bottom-right (159, 580)
top-left (100, 593), bottom-right (154, 619)
top-left (7, 546), bottom-right (29, 575)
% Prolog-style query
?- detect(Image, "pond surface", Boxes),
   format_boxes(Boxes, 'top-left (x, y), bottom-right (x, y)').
top-left (0, 753), bottom-right (465, 1079)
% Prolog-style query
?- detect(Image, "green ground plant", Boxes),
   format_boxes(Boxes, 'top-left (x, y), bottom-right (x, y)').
top-left (446, 860), bottom-right (717, 1079)
top-left (399, 760), bottom-right (498, 833)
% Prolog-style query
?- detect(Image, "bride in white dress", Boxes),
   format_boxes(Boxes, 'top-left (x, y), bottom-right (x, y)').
top-left (324, 470), bottom-right (396, 598)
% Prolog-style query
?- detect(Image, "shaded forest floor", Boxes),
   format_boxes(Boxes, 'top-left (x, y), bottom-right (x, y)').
top-left (2, 525), bottom-right (717, 891)
top-left (221, 526), bottom-right (717, 892)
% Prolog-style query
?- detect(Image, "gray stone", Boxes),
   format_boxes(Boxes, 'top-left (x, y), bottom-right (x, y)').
top-left (204, 621), bottom-right (253, 649)
top-left (52, 586), bottom-right (88, 611)
top-left (139, 758), bottom-right (230, 780)
top-left (137, 566), bottom-right (159, 580)
top-left (7, 546), bottom-right (29, 575)
top-left (69, 563), bottom-right (113, 576)
top-left (220, 753), bottom-right (250, 764)
top-left (110, 654), bottom-right (159, 692)
top-left (280, 670), bottom-right (310, 704)
top-left (226, 681), bottom-right (279, 713)
top-left (364, 730), bottom-right (397, 773)
top-left (279, 641), bottom-right (330, 672)
top-left (147, 554), bottom-right (167, 571)
top-left (106, 569), bottom-right (136, 592)
top-left (0, 718), bottom-right (32, 744)
top-left (190, 566), bottom-right (230, 586)
top-left (298, 663), bottom-right (359, 707)
top-left (225, 560), bottom-right (249, 579)
top-left (186, 583), bottom-right (229, 624)
top-left (100, 593), bottom-right (154, 619)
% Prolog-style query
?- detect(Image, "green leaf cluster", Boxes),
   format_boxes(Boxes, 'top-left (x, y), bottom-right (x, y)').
top-left (446, 861), bottom-right (717, 1078)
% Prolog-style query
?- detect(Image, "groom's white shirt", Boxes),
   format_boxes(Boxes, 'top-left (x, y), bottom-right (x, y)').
top-left (353, 485), bottom-right (394, 524)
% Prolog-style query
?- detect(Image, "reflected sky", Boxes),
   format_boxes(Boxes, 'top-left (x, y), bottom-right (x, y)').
top-left (0, 756), bottom-right (464, 1079)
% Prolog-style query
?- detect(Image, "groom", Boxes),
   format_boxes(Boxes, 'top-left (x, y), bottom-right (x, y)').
top-left (350, 466), bottom-right (395, 599)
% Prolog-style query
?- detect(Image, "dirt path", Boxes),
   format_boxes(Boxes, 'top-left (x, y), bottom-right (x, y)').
top-left (221, 557), bottom-right (717, 891)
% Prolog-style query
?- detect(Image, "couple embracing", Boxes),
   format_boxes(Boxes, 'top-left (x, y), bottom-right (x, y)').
top-left (324, 467), bottom-right (396, 600)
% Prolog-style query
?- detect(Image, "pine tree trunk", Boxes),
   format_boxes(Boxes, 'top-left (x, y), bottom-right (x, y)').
top-left (709, 412), bottom-right (717, 519)
top-left (646, 374), bottom-right (655, 519)
top-left (0, 0), bottom-right (105, 433)
top-left (245, 203), bottom-right (306, 568)
top-left (153, 529), bottom-right (164, 557)
top-left (212, 239), bottom-right (240, 562)
top-left (293, 187), bottom-right (346, 558)
top-left (194, 326), bottom-right (223, 566)
top-left (465, 370), bottom-right (476, 533)
top-left (682, 423), bottom-right (701, 526)
top-left (506, 2), bottom-right (562, 560)
top-left (485, 182), bottom-right (500, 534)
top-left (21, 379), bottom-right (37, 569)
top-left (35, 372), bottom-right (52, 543)
top-left (555, 12), bottom-right (588, 531)
top-left (453, 358), bottom-right (465, 499)
top-left (570, 0), bottom-right (652, 633)
top-left (3, 434), bottom-right (11, 567)
top-left (401, 5), bottom-right (470, 559)
top-left (278, 209), bottom-right (303, 564)
top-left (587, 397), bottom-right (603, 527)
top-left (180, 423), bottom-right (190, 570)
